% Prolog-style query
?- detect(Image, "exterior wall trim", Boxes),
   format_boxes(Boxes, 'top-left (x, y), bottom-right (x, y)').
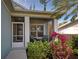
top-left (54, 19), bottom-right (58, 32)
top-left (25, 16), bottom-right (30, 48)
top-left (2, 0), bottom-right (11, 14)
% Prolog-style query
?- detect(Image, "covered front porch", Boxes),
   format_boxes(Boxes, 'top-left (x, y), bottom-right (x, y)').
top-left (1, 0), bottom-right (78, 59)
top-left (11, 15), bottom-right (57, 48)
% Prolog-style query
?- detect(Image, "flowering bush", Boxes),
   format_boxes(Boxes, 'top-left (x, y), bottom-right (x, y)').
top-left (50, 32), bottom-right (73, 59)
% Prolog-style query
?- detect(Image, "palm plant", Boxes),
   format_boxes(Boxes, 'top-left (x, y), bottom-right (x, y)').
top-left (29, 4), bottom-right (35, 10)
top-left (39, 0), bottom-right (50, 11)
top-left (29, 5), bottom-right (32, 10)
top-left (51, 0), bottom-right (78, 21)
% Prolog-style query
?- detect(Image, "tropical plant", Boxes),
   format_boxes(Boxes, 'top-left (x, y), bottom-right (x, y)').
top-left (28, 41), bottom-right (51, 59)
top-left (29, 4), bottom-right (35, 10)
top-left (52, 0), bottom-right (77, 12)
top-left (39, 0), bottom-right (50, 11)
top-left (29, 5), bottom-right (32, 10)
top-left (51, 0), bottom-right (78, 21)
top-left (50, 32), bottom-right (73, 59)
top-left (67, 35), bottom-right (78, 55)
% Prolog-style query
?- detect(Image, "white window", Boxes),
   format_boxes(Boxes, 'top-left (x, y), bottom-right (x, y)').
top-left (31, 24), bottom-right (44, 39)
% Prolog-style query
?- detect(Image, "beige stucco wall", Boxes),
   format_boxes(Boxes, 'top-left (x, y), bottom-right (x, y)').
top-left (30, 18), bottom-right (50, 24)
top-left (58, 21), bottom-right (78, 34)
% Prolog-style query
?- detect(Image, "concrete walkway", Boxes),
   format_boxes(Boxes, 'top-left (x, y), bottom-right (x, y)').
top-left (6, 49), bottom-right (27, 59)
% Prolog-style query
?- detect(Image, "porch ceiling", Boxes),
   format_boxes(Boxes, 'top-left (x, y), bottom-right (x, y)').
top-left (3, 0), bottom-right (66, 19)
top-left (11, 11), bottom-right (55, 19)
top-left (11, 10), bottom-right (65, 19)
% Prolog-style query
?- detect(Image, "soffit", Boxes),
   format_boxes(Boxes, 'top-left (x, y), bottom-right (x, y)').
top-left (3, 0), bottom-right (14, 12)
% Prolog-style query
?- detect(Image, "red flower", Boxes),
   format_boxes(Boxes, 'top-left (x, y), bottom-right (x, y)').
top-left (51, 32), bottom-right (58, 37)
top-left (58, 34), bottom-right (68, 43)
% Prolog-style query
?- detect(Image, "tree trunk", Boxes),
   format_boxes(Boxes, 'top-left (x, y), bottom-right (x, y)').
top-left (44, 4), bottom-right (46, 11)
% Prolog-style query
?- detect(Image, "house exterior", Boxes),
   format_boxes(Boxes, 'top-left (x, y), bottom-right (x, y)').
top-left (58, 19), bottom-right (78, 40)
top-left (1, 0), bottom-right (64, 59)
top-left (58, 19), bottom-right (78, 34)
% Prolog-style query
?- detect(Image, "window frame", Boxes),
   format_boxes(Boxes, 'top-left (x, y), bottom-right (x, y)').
top-left (31, 24), bottom-right (45, 39)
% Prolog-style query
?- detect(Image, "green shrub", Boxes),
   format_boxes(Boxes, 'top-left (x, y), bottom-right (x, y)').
top-left (66, 35), bottom-right (78, 55)
top-left (28, 40), bottom-right (51, 59)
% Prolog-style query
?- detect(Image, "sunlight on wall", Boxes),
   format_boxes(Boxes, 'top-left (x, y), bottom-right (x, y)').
top-left (59, 24), bottom-right (78, 34)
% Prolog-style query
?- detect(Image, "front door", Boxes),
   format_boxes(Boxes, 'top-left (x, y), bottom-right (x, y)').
top-left (12, 17), bottom-right (24, 48)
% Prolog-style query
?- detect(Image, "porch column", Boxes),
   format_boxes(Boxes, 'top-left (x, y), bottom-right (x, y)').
top-left (54, 19), bottom-right (58, 32)
top-left (25, 16), bottom-right (30, 48)
top-left (47, 20), bottom-right (54, 40)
